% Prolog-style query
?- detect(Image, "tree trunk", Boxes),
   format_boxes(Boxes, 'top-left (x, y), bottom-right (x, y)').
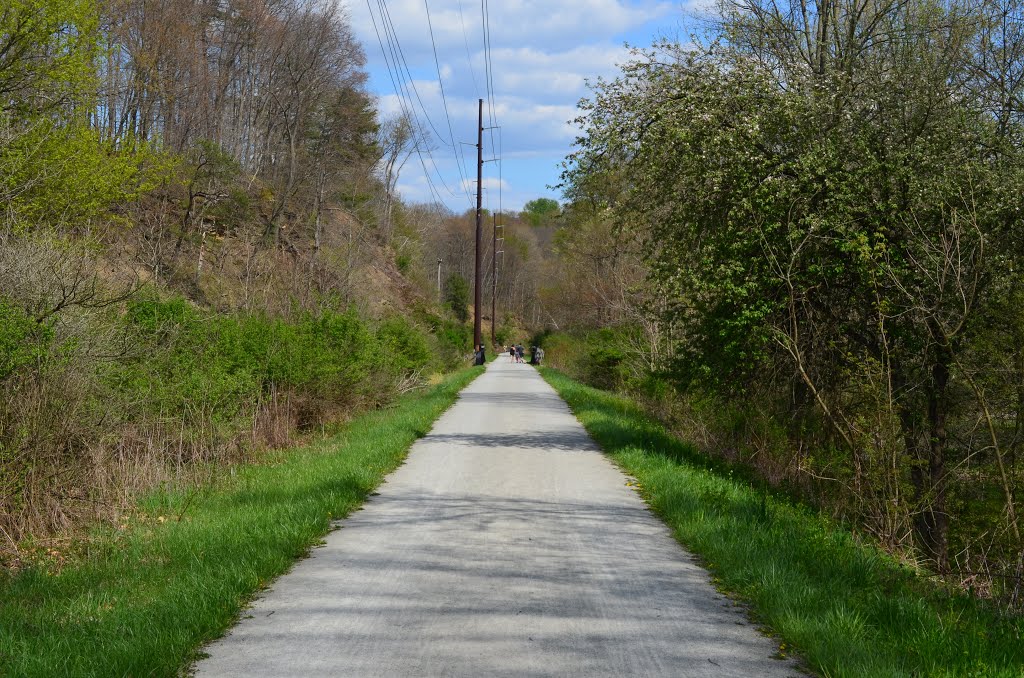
top-left (914, 331), bottom-right (951, 571)
top-left (313, 168), bottom-right (325, 255)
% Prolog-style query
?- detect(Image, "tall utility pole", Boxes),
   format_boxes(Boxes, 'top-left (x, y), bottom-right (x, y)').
top-left (491, 214), bottom-right (497, 345)
top-left (436, 258), bottom-right (442, 303)
top-left (474, 98), bottom-right (483, 349)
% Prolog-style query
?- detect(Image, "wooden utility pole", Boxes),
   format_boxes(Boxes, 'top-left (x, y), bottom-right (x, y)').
top-left (474, 98), bottom-right (483, 349)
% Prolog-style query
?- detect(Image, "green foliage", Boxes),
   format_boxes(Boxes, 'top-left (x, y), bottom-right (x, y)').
top-left (443, 272), bottom-right (470, 324)
top-left (537, 328), bottom-right (638, 392)
top-left (579, 330), bottom-right (627, 391)
top-left (412, 304), bottom-right (473, 370)
top-left (494, 325), bottom-right (512, 347)
top-left (565, 25), bottom-right (1024, 388)
top-left (375, 315), bottom-right (432, 375)
top-left (563, 0), bottom-right (1024, 574)
top-left (520, 197), bottom-right (560, 227)
top-left (118, 296), bottom-right (409, 423)
top-left (0, 0), bottom-right (154, 231)
top-left (0, 300), bottom-right (50, 381)
top-left (113, 296), bottom-right (449, 429)
top-left (542, 368), bottom-right (1024, 677)
top-left (0, 0), bottom-right (100, 116)
top-left (0, 366), bottom-right (484, 676)
top-left (1, 122), bottom-right (149, 231)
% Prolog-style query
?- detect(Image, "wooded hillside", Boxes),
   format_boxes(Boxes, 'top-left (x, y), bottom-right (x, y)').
top-left (0, 0), bottom-right (489, 561)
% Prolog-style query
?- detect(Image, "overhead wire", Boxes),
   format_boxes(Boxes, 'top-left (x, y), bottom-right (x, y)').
top-left (365, 0), bottom-right (501, 213)
top-left (481, 0), bottom-right (499, 156)
top-left (377, 0), bottom-right (449, 146)
top-left (481, 0), bottom-right (502, 231)
top-left (456, 0), bottom-right (482, 99)
top-left (376, 0), bottom-right (462, 201)
top-left (368, 0), bottom-right (465, 203)
top-left (364, 0), bottom-right (445, 205)
top-left (422, 0), bottom-right (475, 205)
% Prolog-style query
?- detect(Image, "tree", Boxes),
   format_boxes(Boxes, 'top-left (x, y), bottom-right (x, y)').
top-left (444, 272), bottom-right (470, 324)
top-left (0, 0), bottom-right (98, 116)
top-left (520, 198), bottom-right (560, 227)
top-left (0, 0), bottom-right (149, 233)
top-left (564, 0), bottom-right (1024, 573)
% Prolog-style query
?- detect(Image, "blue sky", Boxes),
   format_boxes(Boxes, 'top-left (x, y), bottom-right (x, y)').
top-left (340, 0), bottom-right (692, 213)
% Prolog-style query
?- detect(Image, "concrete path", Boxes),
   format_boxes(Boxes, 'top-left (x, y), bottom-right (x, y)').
top-left (195, 358), bottom-right (800, 677)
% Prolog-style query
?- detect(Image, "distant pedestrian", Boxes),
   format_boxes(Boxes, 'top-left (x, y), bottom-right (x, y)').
top-left (515, 344), bottom-right (524, 363)
top-left (474, 344), bottom-right (486, 365)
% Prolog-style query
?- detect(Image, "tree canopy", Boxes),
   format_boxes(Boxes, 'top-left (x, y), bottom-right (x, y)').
top-left (562, 0), bottom-right (1024, 573)
top-left (521, 198), bottom-right (561, 227)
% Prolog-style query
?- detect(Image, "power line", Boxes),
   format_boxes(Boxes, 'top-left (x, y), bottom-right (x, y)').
top-left (364, 0), bottom-right (501, 213)
top-left (365, 0), bottom-right (448, 204)
top-left (456, 0), bottom-right (481, 100)
top-left (481, 0), bottom-right (499, 158)
top-left (481, 0), bottom-right (501, 226)
top-left (366, 0), bottom-right (464, 203)
top-left (423, 0), bottom-right (474, 206)
top-left (377, 0), bottom-right (450, 147)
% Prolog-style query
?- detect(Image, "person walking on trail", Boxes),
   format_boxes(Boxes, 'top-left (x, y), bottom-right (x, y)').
top-left (516, 344), bottom-right (525, 364)
top-left (474, 344), bottom-right (486, 366)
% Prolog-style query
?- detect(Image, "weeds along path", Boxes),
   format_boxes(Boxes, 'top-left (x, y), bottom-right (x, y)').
top-left (0, 366), bottom-right (483, 676)
top-left (195, 358), bottom-right (799, 677)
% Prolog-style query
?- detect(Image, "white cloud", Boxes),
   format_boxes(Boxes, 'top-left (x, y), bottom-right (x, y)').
top-left (344, 0), bottom-right (673, 54)
top-left (343, 0), bottom-right (678, 209)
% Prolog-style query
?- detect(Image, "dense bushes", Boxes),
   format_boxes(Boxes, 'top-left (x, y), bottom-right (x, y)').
top-left (0, 288), bottom-right (454, 558)
top-left (416, 305), bottom-right (474, 371)
top-left (0, 302), bottom-right (51, 380)
top-left (556, 0), bottom-right (1024, 603)
top-left (539, 325), bottom-right (1024, 604)
top-left (120, 296), bottom-right (398, 416)
top-left (537, 327), bottom-right (635, 392)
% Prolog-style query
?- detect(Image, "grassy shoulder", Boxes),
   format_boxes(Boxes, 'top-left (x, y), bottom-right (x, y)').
top-left (0, 365), bottom-right (484, 677)
top-left (539, 367), bottom-right (1024, 678)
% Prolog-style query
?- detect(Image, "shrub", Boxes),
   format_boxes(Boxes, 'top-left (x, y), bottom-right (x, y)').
top-left (1, 290), bottom-right (449, 556)
top-left (0, 301), bottom-right (51, 381)
top-left (376, 316), bottom-right (432, 376)
top-left (443, 273), bottom-right (469, 324)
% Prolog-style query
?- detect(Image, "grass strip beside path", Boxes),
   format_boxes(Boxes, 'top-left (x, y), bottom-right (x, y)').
top-left (540, 367), bottom-right (1024, 678)
top-left (0, 365), bottom-right (484, 677)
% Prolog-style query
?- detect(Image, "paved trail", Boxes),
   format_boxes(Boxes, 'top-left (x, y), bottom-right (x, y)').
top-left (196, 358), bottom-right (799, 677)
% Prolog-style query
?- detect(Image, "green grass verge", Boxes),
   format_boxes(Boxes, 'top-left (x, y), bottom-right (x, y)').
top-left (539, 367), bottom-right (1024, 678)
top-left (0, 365), bottom-right (484, 677)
